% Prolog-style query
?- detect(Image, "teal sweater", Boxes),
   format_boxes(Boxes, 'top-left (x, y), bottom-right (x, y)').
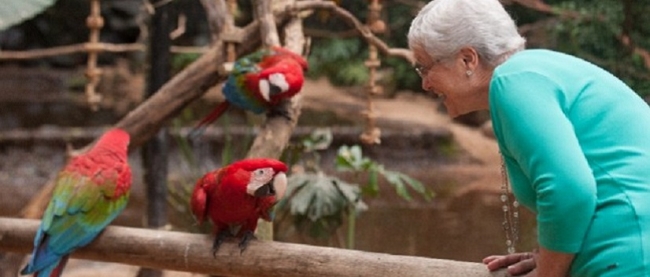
top-left (489, 49), bottom-right (650, 276)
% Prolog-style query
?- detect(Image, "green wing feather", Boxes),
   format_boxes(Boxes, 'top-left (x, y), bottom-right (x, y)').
top-left (42, 170), bottom-right (129, 254)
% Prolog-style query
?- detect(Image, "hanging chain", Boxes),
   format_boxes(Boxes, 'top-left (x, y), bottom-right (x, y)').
top-left (500, 155), bottom-right (520, 254)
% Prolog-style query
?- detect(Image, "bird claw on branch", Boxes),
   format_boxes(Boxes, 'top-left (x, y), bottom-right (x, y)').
top-left (238, 231), bottom-right (257, 254)
top-left (212, 230), bottom-right (233, 258)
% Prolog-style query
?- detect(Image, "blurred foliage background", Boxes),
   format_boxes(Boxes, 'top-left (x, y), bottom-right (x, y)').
top-left (1, 0), bottom-right (648, 98)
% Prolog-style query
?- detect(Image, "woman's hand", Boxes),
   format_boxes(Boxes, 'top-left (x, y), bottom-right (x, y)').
top-left (483, 252), bottom-right (537, 276)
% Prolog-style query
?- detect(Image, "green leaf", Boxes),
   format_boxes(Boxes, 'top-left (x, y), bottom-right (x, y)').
top-left (0, 0), bottom-right (57, 31)
top-left (400, 173), bottom-right (429, 196)
top-left (302, 128), bottom-right (333, 153)
top-left (361, 169), bottom-right (380, 197)
top-left (384, 170), bottom-right (413, 201)
top-left (381, 169), bottom-right (435, 202)
top-left (335, 145), bottom-right (375, 172)
top-left (283, 172), bottom-right (367, 223)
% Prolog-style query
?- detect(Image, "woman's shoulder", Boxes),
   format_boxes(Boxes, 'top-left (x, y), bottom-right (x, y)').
top-left (496, 49), bottom-right (602, 79)
top-left (504, 49), bottom-right (592, 69)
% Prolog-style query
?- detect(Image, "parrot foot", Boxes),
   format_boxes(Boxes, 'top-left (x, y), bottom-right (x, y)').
top-left (212, 230), bottom-right (233, 257)
top-left (238, 231), bottom-right (257, 254)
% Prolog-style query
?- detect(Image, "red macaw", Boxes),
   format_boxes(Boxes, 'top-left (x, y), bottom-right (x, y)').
top-left (190, 158), bottom-right (288, 255)
top-left (21, 128), bottom-right (132, 277)
top-left (191, 46), bottom-right (308, 137)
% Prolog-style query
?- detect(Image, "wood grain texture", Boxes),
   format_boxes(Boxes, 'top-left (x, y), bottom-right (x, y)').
top-left (0, 217), bottom-right (506, 277)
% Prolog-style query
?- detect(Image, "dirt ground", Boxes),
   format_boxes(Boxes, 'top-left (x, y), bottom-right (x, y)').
top-left (0, 77), bottom-right (506, 277)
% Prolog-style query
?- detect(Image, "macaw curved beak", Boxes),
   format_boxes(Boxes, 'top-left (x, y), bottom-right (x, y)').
top-left (252, 172), bottom-right (287, 198)
top-left (253, 183), bottom-right (274, 197)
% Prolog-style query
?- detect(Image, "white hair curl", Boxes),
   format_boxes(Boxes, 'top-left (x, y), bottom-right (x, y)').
top-left (408, 0), bottom-right (525, 66)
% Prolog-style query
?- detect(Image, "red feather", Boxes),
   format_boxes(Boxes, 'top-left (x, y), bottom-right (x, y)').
top-left (190, 158), bottom-right (288, 240)
top-left (190, 46), bottom-right (308, 139)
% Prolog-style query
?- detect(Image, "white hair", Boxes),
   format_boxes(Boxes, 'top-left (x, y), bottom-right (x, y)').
top-left (408, 0), bottom-right (525, 66)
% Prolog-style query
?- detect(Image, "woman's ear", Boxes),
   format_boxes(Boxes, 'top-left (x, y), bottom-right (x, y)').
top-left (459, 47), bottom-right (479, 70)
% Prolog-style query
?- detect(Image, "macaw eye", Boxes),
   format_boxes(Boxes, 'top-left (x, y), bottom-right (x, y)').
top-left (254, 168), bottom-right (273, 176)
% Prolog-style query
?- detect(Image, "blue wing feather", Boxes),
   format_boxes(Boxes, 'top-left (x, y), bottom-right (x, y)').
top-left (222, 74), bottom-right (267, 114)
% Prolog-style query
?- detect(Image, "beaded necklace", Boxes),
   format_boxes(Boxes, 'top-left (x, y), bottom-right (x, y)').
top-left (500, 156), bottom-right (519, 254)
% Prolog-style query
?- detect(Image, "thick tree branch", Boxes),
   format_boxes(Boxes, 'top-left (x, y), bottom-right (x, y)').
top-left (255, 0), bottom-right (281, 47)
top-left (199, 0), bottom-right (228, 43)
top-left (242, 0), bottom-right (307, 162)
top-left (0, 218), bottom-right (506, 277)
top-left (247, 0), bottom-right (303, 241)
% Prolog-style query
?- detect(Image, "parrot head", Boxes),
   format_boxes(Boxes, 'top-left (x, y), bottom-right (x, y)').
top-left (227, 158), bottom-right (288, 199)
top-left (269, 46), bottom-right (309, 71)
top-left (87, 128), bottom-right (130, 160)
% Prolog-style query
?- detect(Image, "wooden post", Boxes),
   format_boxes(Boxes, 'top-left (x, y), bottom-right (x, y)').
top-left (138, 0), bottom-right (174, 276)
top-left (0, 218), bottom-right (506, 277)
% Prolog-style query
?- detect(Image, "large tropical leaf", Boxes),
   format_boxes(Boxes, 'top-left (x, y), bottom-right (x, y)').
top-left (0, 0), bottom-right (57, 31)
top-left (276, 172), bottom-right (367, 238)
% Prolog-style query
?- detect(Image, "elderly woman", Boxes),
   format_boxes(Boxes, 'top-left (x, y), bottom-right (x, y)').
top-left (408, 0), bottom-right (650, 276)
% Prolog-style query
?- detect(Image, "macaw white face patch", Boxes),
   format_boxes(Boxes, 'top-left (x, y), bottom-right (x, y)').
top-left (246, 167), bottom-right (275, 196)
top-left (258, 73), bottom-right (289, 102)
top-left (259, 80), bottom-right (271, 101)
top-left (268, 73), bottom-right (289, 93)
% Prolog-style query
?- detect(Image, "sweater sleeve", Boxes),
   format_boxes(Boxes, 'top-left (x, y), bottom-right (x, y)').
top-left (490, 71), bottom-right (597, 253)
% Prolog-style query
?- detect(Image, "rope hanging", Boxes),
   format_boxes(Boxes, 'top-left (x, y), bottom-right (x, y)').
top-left (360, 0), bottom-right (385, 145)
top-left (84, 0), bottom-right (104, 111)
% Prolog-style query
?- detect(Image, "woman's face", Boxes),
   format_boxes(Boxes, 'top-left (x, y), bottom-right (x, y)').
top-left (412, 46), bottom-right (489, 118)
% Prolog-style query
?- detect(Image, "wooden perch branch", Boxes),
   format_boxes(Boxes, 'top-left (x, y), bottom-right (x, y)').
top-left (0, 218), bottom-right (506, 277)
top-left (290, 0), bottom-right (414, 64)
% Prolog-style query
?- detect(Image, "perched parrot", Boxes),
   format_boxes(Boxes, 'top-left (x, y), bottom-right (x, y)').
top-left (21, 128), bottom-right (132, 277)
top-left (190, 158), bottom-right (288, 255)
top-left (190, 46), bottom-right (308, 138)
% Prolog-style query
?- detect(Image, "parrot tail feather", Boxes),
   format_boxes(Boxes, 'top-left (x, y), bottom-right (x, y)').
top-left (30, 255), bottom-right (69, 277)
top-left (189, 102), bottom-right (230, 140)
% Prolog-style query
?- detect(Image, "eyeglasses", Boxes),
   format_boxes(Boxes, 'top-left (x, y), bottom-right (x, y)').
top-left (414, 64), bottom-right (432, 77)
top-left (414, 58), bottom-right (443, 78)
